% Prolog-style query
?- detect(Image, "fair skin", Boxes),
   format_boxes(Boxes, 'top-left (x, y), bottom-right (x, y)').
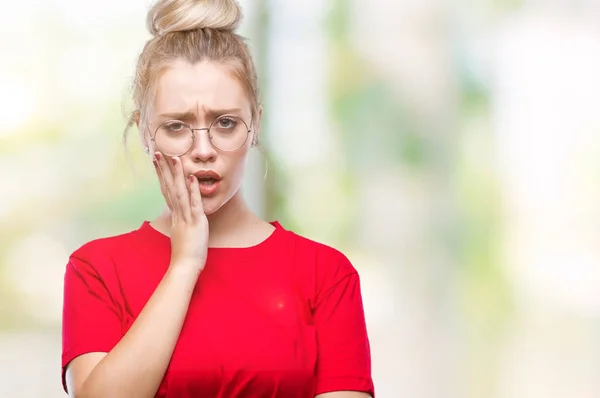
top-left (64, 60), bottom-right (370, 398)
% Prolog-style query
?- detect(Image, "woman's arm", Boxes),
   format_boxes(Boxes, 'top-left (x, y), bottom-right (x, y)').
top-left (65, 154), bottom-right (208, 398)
top-left (316, 392), bottom-right (372, 398)
top-left (310, 250), bottom-right (374, 397)
top-left (66, 265), bottom-right (199, 398)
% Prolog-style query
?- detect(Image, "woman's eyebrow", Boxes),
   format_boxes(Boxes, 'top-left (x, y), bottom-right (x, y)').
top-left (158, 111), bottom-right (197, 120)
top-left (204, 107), bottom-right (243, 117)
top-left (158, 108), bottom-right (243, 120)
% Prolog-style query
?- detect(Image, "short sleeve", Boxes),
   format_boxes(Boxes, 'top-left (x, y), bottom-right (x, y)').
top-left (61, 254), bottom-right (123, 391)
top-left (313, 255), bottom-right (374, 396)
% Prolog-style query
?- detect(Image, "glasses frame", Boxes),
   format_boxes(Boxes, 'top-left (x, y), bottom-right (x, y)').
top-left (150, 114), bottom-right (253, 156)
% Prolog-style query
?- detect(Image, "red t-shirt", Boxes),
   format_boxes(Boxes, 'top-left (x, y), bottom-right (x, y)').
top-left (62, 221), bottom-right (374, 397)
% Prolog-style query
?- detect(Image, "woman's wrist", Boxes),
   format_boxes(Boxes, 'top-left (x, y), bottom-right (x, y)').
top-left (166, 260), bottom-right (204, 281)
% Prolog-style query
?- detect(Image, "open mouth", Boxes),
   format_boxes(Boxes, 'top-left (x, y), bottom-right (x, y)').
top-left (194, 175), bottom-right (221, 196)
top-left (196, 177), bottom-right (218, 186)
top-left (193, 170), bottom-right (221, 196)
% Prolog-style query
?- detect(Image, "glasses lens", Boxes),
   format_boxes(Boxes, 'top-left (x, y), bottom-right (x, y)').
top-left (155, 121), bottom-right (194, 156)
top-left (209, 116), bottom-right (249, 151)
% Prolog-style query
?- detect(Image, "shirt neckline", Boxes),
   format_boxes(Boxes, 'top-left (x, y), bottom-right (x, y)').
top-left (137, 219), bottom-right (286, 252)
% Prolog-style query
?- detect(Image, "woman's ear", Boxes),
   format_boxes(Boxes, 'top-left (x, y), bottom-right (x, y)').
top-left (133, 110), bottom-right (151, 152)
top-left (252, 106), bottom-right (263, 147)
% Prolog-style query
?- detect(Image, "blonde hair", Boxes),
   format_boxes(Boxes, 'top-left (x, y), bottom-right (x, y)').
top-left (125, 0), bottom-right (259, 144)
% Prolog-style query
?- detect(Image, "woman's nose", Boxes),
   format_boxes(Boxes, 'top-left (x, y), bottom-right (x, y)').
top-left (190, 128), bottom-right (217, 162)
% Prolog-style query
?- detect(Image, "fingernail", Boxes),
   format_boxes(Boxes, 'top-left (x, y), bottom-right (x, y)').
top-left (171, 157), bottom-right (177, 165)
top-left (152, 159), bottom-right (158, 167)
top-left (189, 175), bottom-right (195, 183)
top-left (154, 152), bottom-right (161, 161)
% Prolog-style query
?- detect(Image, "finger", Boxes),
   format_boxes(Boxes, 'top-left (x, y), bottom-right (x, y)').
top-left (188, 174), bottom-right (205, 217)
top-left (170, 156), bottom-right (192, 222)
top-left (155, 152), bottom-right (178, 221)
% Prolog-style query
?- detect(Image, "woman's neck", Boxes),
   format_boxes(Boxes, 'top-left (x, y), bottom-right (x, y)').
top-left (152, 190), bottom-right (271, 247)
top-left (206, 191), bottom-right (257, 235)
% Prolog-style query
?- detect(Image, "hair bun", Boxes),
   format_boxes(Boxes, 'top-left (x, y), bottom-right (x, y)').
top-left (147, 0), bottom-right (242, 37)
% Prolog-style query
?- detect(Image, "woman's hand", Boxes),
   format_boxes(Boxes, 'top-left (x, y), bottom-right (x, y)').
top-left (154, 152), bottom-right (209, 273)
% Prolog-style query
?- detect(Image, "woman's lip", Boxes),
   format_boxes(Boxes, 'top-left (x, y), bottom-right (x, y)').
top-left (193, 170), bottom-right (222, 180)
top-left (198, 179), bottom-right (220, 196)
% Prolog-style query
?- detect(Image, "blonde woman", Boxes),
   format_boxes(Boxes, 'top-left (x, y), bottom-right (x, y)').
top-left (61, 1), bottom-right (374, 397)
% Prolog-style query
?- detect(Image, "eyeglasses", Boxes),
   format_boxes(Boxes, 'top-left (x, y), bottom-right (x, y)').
top-left (150, 115), bottom-right (252, 156)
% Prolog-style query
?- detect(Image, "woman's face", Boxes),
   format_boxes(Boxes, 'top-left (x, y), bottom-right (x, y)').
top-left (145, 59), bottom-right (258, 215)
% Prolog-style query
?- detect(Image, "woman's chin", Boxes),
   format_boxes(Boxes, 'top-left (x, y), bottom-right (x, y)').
top-left (200, 196), bottom-right (222, 216)
top-left (199, 185), bottom-right (241, 217)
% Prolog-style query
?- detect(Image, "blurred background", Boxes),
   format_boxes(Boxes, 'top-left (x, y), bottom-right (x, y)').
top-left (2, 0), bottom-right (600, 397)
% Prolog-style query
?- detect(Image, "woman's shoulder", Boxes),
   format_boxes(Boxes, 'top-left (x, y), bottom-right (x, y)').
top-left (285, 228), bottom-right (348, 260)
top-left (278, 223), bottom-right (359, 281)
top-left (69, 222), bottom-right (147, 265)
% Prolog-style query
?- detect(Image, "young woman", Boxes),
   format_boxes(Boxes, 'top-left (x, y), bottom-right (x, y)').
top-left (61, 1), bottom-right (374, 397)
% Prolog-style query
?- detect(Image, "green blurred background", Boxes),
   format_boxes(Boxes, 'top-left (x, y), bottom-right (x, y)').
top-left (2, 1), bottom-right (600, 397)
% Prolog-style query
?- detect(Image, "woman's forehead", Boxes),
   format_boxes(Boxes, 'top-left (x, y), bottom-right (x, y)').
top-left (154, 60), bottom-right (250, 116)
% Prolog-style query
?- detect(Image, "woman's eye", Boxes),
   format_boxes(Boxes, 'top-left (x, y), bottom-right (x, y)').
top-left (217, 118), bottom-right (236, 128)
top-left (166, 122), bottom-right (185, 131)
